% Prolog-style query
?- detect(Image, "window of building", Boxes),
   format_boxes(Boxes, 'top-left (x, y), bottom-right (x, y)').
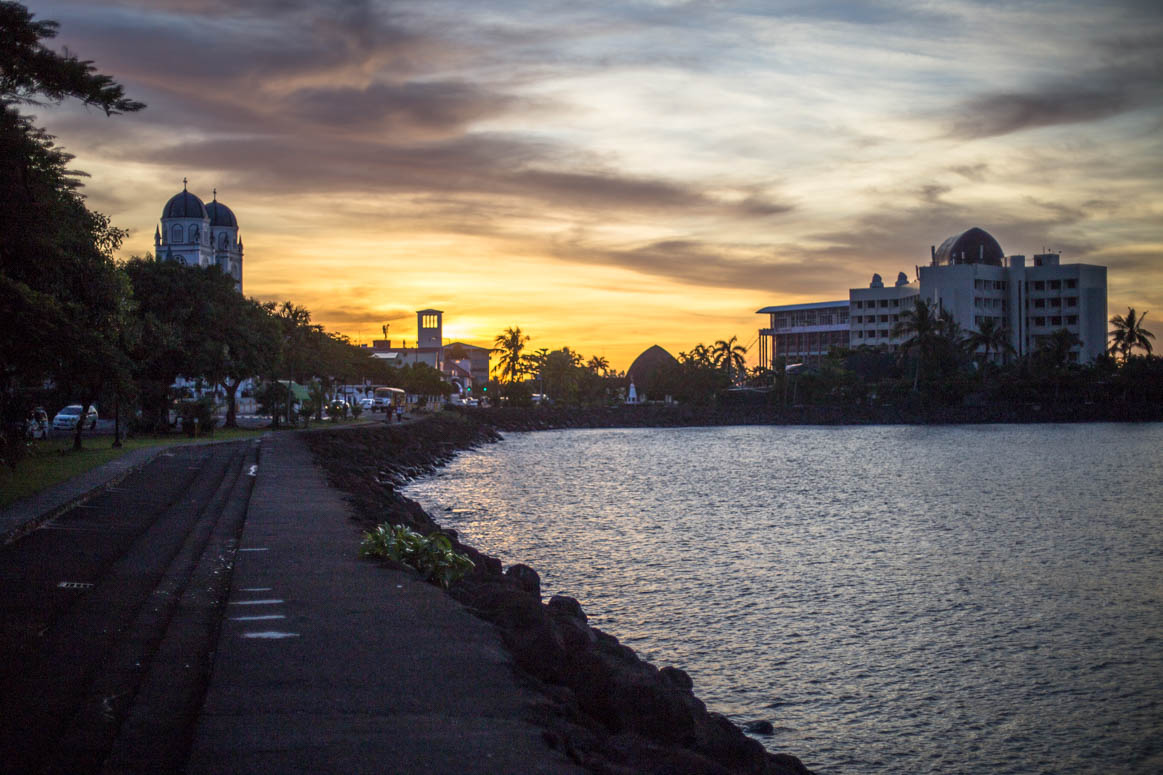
top-left (1066, 297), bottom-right (1077, 307)
top-left (1067, 315), bottom-right (1078, 325)
top-left (1034, 316), bottom-right (1046, 326)
top-left (995, 281), bottom-right (1005, 290)
top-left (1034, 298), bottom-right (1045, 308)
top-left (1051, 316), bottom-right (1062, 326)
top-left (1033, 281), bottom-right (1045, 290)
top-left (974, 279), bottom-right (983, 289)
top-left (1066, 279), bottom-right (1077, 289)
top-left (855, 330), bottom-right (863, 339)
top-left (867, 330), bottom-right (876, 338)
top-left (1049, 280), bottom-right (1061, 290)
top-left (975, 315), bottom-right (984, 326)
top-left (190, 226), bottom-right (199, 244)
top-left (879, 299), bottom-right (889, 308)
top-left (1050, 298), bottom-right (1061, 307)
top-left (172, 225), bottom-right (183, 243)
top-left (854, 301), bottom-right (862, 309)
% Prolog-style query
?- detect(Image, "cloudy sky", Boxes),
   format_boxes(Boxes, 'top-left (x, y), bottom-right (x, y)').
top-left (27, 0), bottom-right (1163, 368)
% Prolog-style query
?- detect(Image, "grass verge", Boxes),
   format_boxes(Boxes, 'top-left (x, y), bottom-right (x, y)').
top-left (0, 427), bottom-right (268, 509)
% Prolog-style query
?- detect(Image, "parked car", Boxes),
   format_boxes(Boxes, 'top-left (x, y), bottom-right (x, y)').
top-left (358, 397), bottom-right (375, 411)
top-left (52, 404), bottom-right (98, 431)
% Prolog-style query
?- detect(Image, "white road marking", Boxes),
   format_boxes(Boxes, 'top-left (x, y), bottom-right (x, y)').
top-left (229, 599), bottom-right (284, 605)
top-left (240, 587), bottom-right (271, 592)
top-left (247, 464), bottom-right (258, 477)
top-left (241, 631), bottom-right (300, 639)
top-left (239, 547), bottom-right (268, 552)
top-left (231, 614), bottom-right (286, 621)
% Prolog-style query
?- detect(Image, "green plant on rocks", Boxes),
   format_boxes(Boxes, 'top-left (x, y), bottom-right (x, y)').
top-left (360, 523), bottom-right (474, 589)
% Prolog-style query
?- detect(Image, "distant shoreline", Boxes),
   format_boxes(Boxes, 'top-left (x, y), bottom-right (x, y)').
top-left (459, 401), bottom-right (1163, 432)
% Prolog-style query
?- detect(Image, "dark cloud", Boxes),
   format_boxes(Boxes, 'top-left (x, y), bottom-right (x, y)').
top-left (548, 237), bottom-right (849, 297)
top-left (805, 184), bottom-right (1102, 275)
top-left (948, 88), bottom-right (1137, 139)
top-left (291, 81), bottom-right (525, 137)
top-left (310, 305), bottom-right (413, 325)
top-left (132, 129), bottom-right (792, 221)
top-left (950, 163), bottom-right (989, 182)
top-left (945, 31), bottom-right (1163, 139)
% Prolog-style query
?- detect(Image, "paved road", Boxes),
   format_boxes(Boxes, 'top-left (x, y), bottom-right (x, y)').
top-left (0, 440), bottom-right (259, 774)
top-left (0, 430), bottom-right (582, 775)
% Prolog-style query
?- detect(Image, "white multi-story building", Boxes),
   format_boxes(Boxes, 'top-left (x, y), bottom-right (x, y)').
top-left (914, 228), bottom-right (1106, 363)
top-left (757, 227), bottom-right (1108, 367)
top-left (849, 271), bottom-right (919, 349)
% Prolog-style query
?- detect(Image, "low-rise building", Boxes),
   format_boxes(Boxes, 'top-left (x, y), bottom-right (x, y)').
top-left (755, 301), bottom-right (849, 367)
top-left (369, 310), bottom-right (491, 394)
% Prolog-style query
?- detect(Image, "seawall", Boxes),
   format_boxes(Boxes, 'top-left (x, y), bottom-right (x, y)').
top-left (303, 415), bottom-right (816, 775)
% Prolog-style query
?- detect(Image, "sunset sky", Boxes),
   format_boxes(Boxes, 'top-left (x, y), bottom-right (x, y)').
top-left (25, 0), bottom-right (1163, 370)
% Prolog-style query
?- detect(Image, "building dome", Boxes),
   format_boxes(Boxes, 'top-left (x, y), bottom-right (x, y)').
top-left (206, 200), bottom-right (238, 228)
top-left (627, 345), bottom-right (679, 387)
top-left (932, 227), bottom-right (1004, 266)
top-left (162, 189), bottom-right (207, 219)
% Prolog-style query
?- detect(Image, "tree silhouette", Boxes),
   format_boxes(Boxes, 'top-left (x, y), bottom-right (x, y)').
top-left (712, 336), bottom-right (747, 385)
top-left (892, 298), bottom-right (943, 391)
top-left (964, 317), bottom-right (1015, 374)
top-left (1108, 308), bottom-right (1155, 361)
top-left (492, 326), bottom-right (530, 384)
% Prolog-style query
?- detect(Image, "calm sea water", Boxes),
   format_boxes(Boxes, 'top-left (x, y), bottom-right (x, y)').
top-left (404, 423), bottom-right (1163, 774)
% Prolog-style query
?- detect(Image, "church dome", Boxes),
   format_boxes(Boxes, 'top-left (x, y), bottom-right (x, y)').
top-left (162, 189), bottom-right (207, 219)
top-left (206, 200), bottom-right (238, 228)
top-left (932, 227), bottom-right (1004, 266)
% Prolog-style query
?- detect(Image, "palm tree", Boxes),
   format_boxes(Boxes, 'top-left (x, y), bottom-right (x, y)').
top-left (712, 336), bottom-right (748, 385)
top-left (964, 317), bottom-right (1015, 373)
top-left (892, 298), bottom-right (943, 391)
top-left (1108, 308), bottom-right (1155, 361)
top-left (681, 343), bottom-right (713, 367)
top-left (492, 326), bottom-right (530, 384)
top-left (586, 355), bottom-right (609, 376)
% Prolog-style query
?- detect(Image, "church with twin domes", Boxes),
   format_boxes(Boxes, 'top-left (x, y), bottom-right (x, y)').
top-left (154, 179), bottom-right (244, 292)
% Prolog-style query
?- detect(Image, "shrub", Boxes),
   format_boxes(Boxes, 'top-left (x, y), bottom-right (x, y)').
top-left (175, 397), bottom-right (217, 437)
top-left (360, 523), bottom-right (475, 588)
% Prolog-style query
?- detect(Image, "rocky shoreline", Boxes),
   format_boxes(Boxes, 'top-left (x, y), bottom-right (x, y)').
top-left (303, 415), bottom-right (816, 775)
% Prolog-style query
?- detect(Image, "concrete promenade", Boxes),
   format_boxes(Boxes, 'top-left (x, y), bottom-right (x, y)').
top-left (187, 431), bottom-right (582, 774)
top-left (1, 430), bottom-right (583, 774)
